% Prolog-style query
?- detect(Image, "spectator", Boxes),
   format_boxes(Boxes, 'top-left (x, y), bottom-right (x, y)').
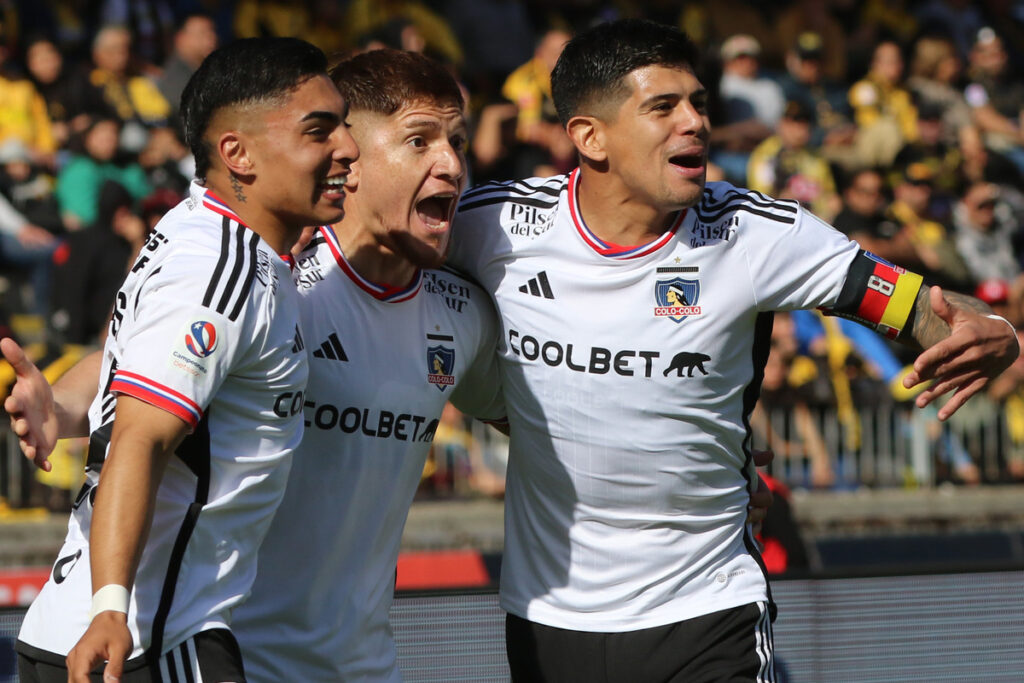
top-left (55, 116), bottom-right (150, 230)
top-left (679, 0), bottom-right (778, 66)
top-left (712, 33), bottom-right (785, 182)
top-left (344, 0), bottom-right (464, 66)
top-left (747, 100), bottom-right (840, 221)
top-left (0, 187), bottom-right (57, 315)
top-left (137, 125), bottom-right (190, 196)
top-left (963, 27), bottom-right (1024, 175)
top-left (50, 180), bottom-right (147, 345)
top-left (952, 181), bottom-right (1022, 284)
top-left (72, 24), bottom-right (170, 135)
top-left (500, 27), bottom-right (574, 177)
top-left (915, 0), bottom-right (986, 62)
top-left (0, 33), bottom-right (57, 166)
top-left (0, 139), bottom-right (62, 235)
top-left (849, 40), bottom-right (919, 167)
top-left (23, 36), bottom-right (79, 152)
top-left (777, 31), bottom-right (854, 150)
top-left (773, 0), bottom-right (848, 82)
top-left (833, 167), bottom-right (911, 263)
top-left (891, 103), bottom-right (963, 215)
top-left (156, 13), bottom-right (217, 125)
top-left (886, 161), bottom-right (972, 290)
top-left (906, 34), bottom-right (975, 148)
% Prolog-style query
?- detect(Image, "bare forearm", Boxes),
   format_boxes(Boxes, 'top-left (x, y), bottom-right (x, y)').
top-left (900, 287), bottom-right (992, 350)
top-left (52, 350), bottom-right (102, 438)
top-left (90, 397), bottom-right (184, 590)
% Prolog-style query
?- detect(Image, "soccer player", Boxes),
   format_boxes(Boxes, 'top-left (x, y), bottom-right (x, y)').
top-left (448, 20), bottom-right (1019, 682)
top-left (229, 49), bottom-right (507, 682)
top-left (11, 37), bottom-right (357, 682)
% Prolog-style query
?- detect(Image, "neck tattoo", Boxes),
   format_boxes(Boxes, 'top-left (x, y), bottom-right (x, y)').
top-left (231, 174), bottom-right (247, 203)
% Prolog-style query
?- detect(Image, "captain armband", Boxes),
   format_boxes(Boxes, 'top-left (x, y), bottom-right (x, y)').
top-left (825, 250), bottom-right (923, 340)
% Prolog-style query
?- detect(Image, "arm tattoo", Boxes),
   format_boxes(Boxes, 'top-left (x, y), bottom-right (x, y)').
top-left (900, 287), bottom-right (993, 349)
top-left (230, 174), bottom-right (247, 203)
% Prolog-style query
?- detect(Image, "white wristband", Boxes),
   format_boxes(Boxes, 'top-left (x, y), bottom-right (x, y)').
top-left (986, 314), bottom-right (1016, 335)
top-left (89, 584), bottom-right (130, 619)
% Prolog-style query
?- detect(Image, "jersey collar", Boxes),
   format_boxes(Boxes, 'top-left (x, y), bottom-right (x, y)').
top-left (567, 167), bottom-right (685, 259)
top-left (201, 188), bottom-right (249, 227)
top-left (318, 225), bottom-right (422, 302)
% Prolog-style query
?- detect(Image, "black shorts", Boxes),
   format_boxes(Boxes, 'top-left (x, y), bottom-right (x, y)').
top-left (506, 602), bottom-right (776, 683)
top-left (17, 628), bottom-right (246, 683)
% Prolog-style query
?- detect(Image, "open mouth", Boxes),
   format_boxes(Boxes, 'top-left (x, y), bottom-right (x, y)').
top-left (669, 149), bottom-right (706, 170)
top-left (319, 175), bottom-right (348, 199)
top-left (415, 193), bottom-right (457, 231)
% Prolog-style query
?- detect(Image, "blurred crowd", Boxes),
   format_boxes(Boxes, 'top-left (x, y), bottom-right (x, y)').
top-left (3, 0), bottom-right (1024, 503)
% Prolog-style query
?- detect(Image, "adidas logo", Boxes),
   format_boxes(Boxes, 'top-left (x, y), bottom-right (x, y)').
top-left (312, 332), bottom-right (348, 361)
top-left (292, 325), bottom-right (305, 353)
top-left (518, 271), bottom-right (554, 299)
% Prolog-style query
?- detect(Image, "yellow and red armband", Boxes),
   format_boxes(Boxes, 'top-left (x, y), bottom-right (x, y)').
top-left (826, 250), bottom-right (923, 339)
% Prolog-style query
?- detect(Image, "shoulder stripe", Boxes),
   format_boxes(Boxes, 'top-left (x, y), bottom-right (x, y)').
top-left (459, 195), bottom-right (559, 212)
top-left (700, 187), bottom-right (798, 213)
top-left (228, 232), bottom-right (260, 321)
top-left (696, 203), bottom-right (797, 225)
top-left (202, 217), bottom-right (232, 308)
top-left (216, 225), bottom-right (249, 317)
top-left (461, 176), bottom-right (563, 202)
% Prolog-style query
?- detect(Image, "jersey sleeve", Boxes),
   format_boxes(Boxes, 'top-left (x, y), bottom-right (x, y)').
top-left (743, 204), bottom-right (860, 313)
top-left (109, 254), bottom-right (259, 431)
top-left (449, 292), bottom-right (506, 424)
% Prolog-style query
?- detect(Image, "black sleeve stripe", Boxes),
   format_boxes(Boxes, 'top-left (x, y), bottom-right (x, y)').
top-left (228, 232), bottom-right (260, 322)
top-left (695, 203), bottom-right (796, 225)
top-left (461, 177), bottom-right (562, 202)
top-left (202, 217), bottom-right (232, 308)
top-left (216, 224), bottom-right (248, 316)
top-left (459, 195), bottom-right (559, 212)
top-left (700, 187), bottom-right (799, 214)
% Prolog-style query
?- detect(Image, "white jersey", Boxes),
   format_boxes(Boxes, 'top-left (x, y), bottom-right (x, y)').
top-left (18, 182), bottom-right (307, 663)
top-left (449, 169), bottom-right (858, 632)
top-left (233, 225), bottom-right (505, 683)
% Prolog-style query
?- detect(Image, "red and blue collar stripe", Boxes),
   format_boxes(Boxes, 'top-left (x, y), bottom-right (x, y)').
top-left (318, 225), bottom-right (421, 302)
top-left (567, 168), bottom-right (684, 259)
top-left (202, 189), bottom-right (248, 227)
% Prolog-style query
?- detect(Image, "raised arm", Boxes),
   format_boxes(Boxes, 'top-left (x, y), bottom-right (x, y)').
top-left (826, 251), bottom-right (1018, 421)
top-left (899, 285), bottom-right (1018, 420)
top-left (2, 338), bottom-right (101, 471)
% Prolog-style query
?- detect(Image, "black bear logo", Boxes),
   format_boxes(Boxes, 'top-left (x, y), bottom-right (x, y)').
top-left (663, 351), bottom-right (710, 377)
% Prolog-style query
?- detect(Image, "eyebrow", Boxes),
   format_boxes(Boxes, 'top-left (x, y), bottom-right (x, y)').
top-left (301, 110), bottom-right (343, 125)
top-left (639, 88), bottom-right (707, 109)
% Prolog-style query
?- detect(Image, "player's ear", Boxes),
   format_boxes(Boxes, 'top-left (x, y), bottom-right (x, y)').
top-left (566, 115), bottom-right (607, 163)
top-left (217, 130), bottom-right (254, 178)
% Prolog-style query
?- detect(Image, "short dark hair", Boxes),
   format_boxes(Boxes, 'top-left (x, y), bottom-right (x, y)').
top-left (551, 19), bottom-right (700, 126)
top-left (330, 48), bottom-right (463, 116)
top-left (180, 37), bottom-right (327, 181)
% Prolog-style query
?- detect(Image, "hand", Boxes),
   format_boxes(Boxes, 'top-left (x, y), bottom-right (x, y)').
top-left (290, 226), bottom-right (317, 260)
top-left (903, 286), bottom-right (1020, 420)
top-left (16, 223), bottom-right (56, 248)
top-left (1, 337), bottom-right (59, 471)
top-left (747, 448), bottom-right (774, 536)
top-left (66, 611), bottom-right (132, 682)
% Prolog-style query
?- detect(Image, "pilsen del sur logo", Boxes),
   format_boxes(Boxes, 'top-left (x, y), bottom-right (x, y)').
top-left (426, 333), bottom-right (455, 391)
top-left (654, 275), bottom-right (702, 323)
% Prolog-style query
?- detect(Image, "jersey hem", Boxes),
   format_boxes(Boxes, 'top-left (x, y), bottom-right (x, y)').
top-left (500, 587), bottom-right (770, 633)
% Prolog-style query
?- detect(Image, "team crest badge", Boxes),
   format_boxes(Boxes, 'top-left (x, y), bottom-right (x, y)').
top-left (654, 277), bottom-right (702, 322)
top-left (184, 320), bottom-right (218, 358)
top-left (427, 345), bottom-right (456, 391)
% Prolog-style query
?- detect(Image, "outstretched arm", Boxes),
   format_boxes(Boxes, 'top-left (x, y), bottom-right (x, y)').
top-left (900, 285), bottom-right (1018, 420)
top-left (2, 338), bottom-right (100, 470)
